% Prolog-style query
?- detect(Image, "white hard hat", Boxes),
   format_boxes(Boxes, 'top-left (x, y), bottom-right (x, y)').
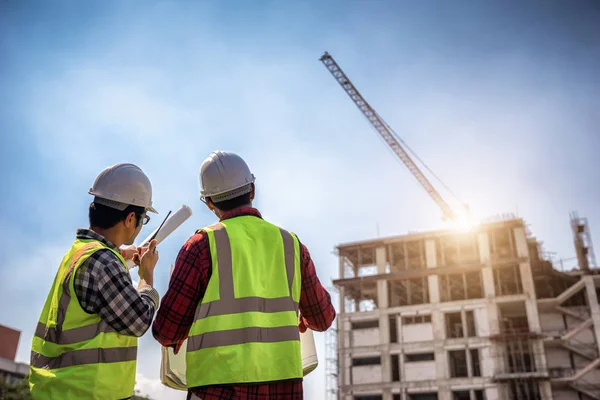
top-left (89, 163), bottom-right (158, 213)
top-left (200, 151), bottom-right (255, 202)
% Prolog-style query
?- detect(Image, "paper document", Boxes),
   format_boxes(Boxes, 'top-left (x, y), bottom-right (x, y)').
top-left (126, 205), bottom-right (192, 270)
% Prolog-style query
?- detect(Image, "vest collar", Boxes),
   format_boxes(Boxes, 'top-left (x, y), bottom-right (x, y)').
top-left (220, 207), bottom-right (263, 222)
top-left (76, 229), bottom-right (120, 253)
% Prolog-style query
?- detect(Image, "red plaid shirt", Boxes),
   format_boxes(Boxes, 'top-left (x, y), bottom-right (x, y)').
top-left (152, 207), bottom-right (336, 400)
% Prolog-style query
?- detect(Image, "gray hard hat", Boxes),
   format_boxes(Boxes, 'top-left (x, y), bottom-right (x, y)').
top-left (89, 163), bottom-right (158, 213)
top-left (199, 151), bottom-right (255, 202)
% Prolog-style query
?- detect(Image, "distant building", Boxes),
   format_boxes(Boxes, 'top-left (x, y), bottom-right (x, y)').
top-left (0, 324), bottom-right (28, 385)
top-left (329, 216), bottom-right (600, 400)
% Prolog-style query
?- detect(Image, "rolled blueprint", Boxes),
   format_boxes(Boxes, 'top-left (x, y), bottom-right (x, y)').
top-left (301, 328), bottom-right (318, 376)
top-left (125, 204), bottom-right (193, 270)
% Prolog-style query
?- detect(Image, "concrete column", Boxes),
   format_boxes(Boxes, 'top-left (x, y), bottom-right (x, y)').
top-left (584, 276), bottom-right (600, 355)
top-left (478, 232), bottom-right (495, 297)
top-left (343, 353), bottom-right (352, 387)
top-left (514, 227), bottom-right (551, 379)
top-left (425, 239), bottom-right (438, 268)
top-left (431, 307), bottom-right (448, 388)
top-left (399, 349), bottom-right (406, 398)
top-left (478, 231), bottom-right (503, 385)
top-left (397, 315), bottom-right (403, 343)
top-left (480, 346), bottom-right (495, 377)
top-left (426, 239), bottom-right (441, 305)
top-left (520, 261), bottom-right (541, 331)
top-left (539, 381), bottom-right (554, 400)
top-left (428, 275), bottom-right (440, 304)
top-left (478, 232), bottom-right (500, 337)
top-left (377, 246), bottom-right (387, 274)
top-left (339, 286), bottom-right (345, 315)
top-left (484, 387), bottom-right (500, 400)
top-left (481, 267), bottom-right (496, 298)
top-left (376, 246), bottom-right (391, 387)
top-left (514, 228), bottom-right (541, 332)
top-left (465, 348), bottom-right (473, 378)
top-left (376, 246), bottom-right (389, 310)
top-left (342, 318), bottom-right (352, 390)
top-left (437, 387), bottom-right (452, 400)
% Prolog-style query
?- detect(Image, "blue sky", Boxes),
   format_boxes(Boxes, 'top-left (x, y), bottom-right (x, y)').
top-left (1, 1), bottom-right (599, 398)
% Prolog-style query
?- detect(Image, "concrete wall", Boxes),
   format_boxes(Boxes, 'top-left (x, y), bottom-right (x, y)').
top-left (572, 327), bottom-right (596, 345)
top-left (582, 369), bottom-right (600, 385)
top-left (539, 312), bottom-right (565, 334)
top-left (404, 360), bottom-right (437, 381)
top-left (552, 390), bottom-right (581, 400)
top-left (402, 323), bottom-right (434, 343)
top-left (545, 347), bottom-right (569, 369)
top-left (351, 365), bottom-right (382, 385)
top-left (478, 346), bottom-right (495, 377)
top-left (474, 308), bottom-right (489, 337)
top-left (353, 327), bottom-right (380, 347)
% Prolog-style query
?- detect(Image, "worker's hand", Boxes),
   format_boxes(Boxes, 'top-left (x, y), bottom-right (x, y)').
top-left (137, 240), bottom-right (159, 286)
top-left (298, 313), bottom-right (308, 333)
top-left (120, 245), bottom-right (138, 261)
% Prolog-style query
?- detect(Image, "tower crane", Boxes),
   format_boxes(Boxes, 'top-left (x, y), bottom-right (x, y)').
top-left (319, 51), bottom-right (468, 222)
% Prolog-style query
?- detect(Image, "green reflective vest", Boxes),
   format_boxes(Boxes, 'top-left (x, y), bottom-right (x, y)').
top-left (186, 216), bottom-right (303, 387)
top-left (30, 238), bottom-right (138, 400)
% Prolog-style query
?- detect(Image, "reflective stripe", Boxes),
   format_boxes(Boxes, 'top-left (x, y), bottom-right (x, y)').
top-left (279, 228), bottom-right (295, 293)
top-left (195, 297), bottom-right (299, 320)
top-left (35, 321), bottom-right (115, 345)
top-left (59, 243), bottom-right (99, 334)
top-left (30, 346), bottom-right (137, 369)
top-left (213, 225), bottom-right (234, 300)
top-left (187, 326), bottom-right (299, 351)
top-left (35, 243), bottom-right (106, 345)
top-left (194, 224), bottom-right (298, 320)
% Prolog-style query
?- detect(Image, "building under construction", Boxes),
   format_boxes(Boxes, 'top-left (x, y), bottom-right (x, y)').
top-left (328, 214), bottom-right (600, 400)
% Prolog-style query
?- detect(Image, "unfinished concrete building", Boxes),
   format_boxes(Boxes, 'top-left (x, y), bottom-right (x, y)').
top-left (329, 215), bottom-right (600, 400)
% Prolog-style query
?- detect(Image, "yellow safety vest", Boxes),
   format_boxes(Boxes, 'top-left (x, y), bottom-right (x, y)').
top-left (30, 238), bottom-right (138, 400)
top-left (186, 216), bottom-right (303, 387)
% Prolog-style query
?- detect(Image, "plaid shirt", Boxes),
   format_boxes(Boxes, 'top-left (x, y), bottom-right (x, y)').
top-left (73, 229), bottom-right (159, 337)
top-left (152, 207), bottom-right (336, 400)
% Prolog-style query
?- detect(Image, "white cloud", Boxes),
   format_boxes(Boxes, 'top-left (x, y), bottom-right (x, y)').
top-left (135, 373), bottom-right (185, 400)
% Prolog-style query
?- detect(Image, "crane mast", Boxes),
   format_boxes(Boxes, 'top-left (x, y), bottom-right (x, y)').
top-left (319, 51), bottom-right (458, 221)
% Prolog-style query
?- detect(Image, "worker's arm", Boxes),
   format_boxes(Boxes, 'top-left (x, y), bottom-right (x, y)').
top-left (74, 249), bottom-right (159, 337)
top-left (297, 241), bottom-right (336, 332)
top-left (152, 232), bottom-right (210, 352)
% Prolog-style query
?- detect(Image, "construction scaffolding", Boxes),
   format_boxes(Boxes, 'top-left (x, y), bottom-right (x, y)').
top-left (330, 215), bottom-right (600, 400)
top-left (326, 324), bottom-right (339, 400)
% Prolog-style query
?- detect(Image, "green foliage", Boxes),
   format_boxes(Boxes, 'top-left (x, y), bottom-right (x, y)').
top-left (0, 376), bottom-right (31, 400)
top-left (131, 389), bottom-right (152, 400)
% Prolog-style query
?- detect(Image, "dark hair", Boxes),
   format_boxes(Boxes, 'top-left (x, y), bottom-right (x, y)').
top-left (89, 202), bottom-right (145, 229)
top-left (210, 192), bottom-right (252, 212)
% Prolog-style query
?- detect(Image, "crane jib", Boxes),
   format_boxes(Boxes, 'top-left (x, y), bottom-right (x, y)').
top-left (319, 52), bottom-right (457, 221)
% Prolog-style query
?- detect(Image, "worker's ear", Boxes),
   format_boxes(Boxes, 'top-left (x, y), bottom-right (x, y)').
top-left (124, 211), bottom-right (137, 228)
top-left (249, 183), bottom-right (255, 201)
top-left (205, 198), bottom-right (216, 212)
